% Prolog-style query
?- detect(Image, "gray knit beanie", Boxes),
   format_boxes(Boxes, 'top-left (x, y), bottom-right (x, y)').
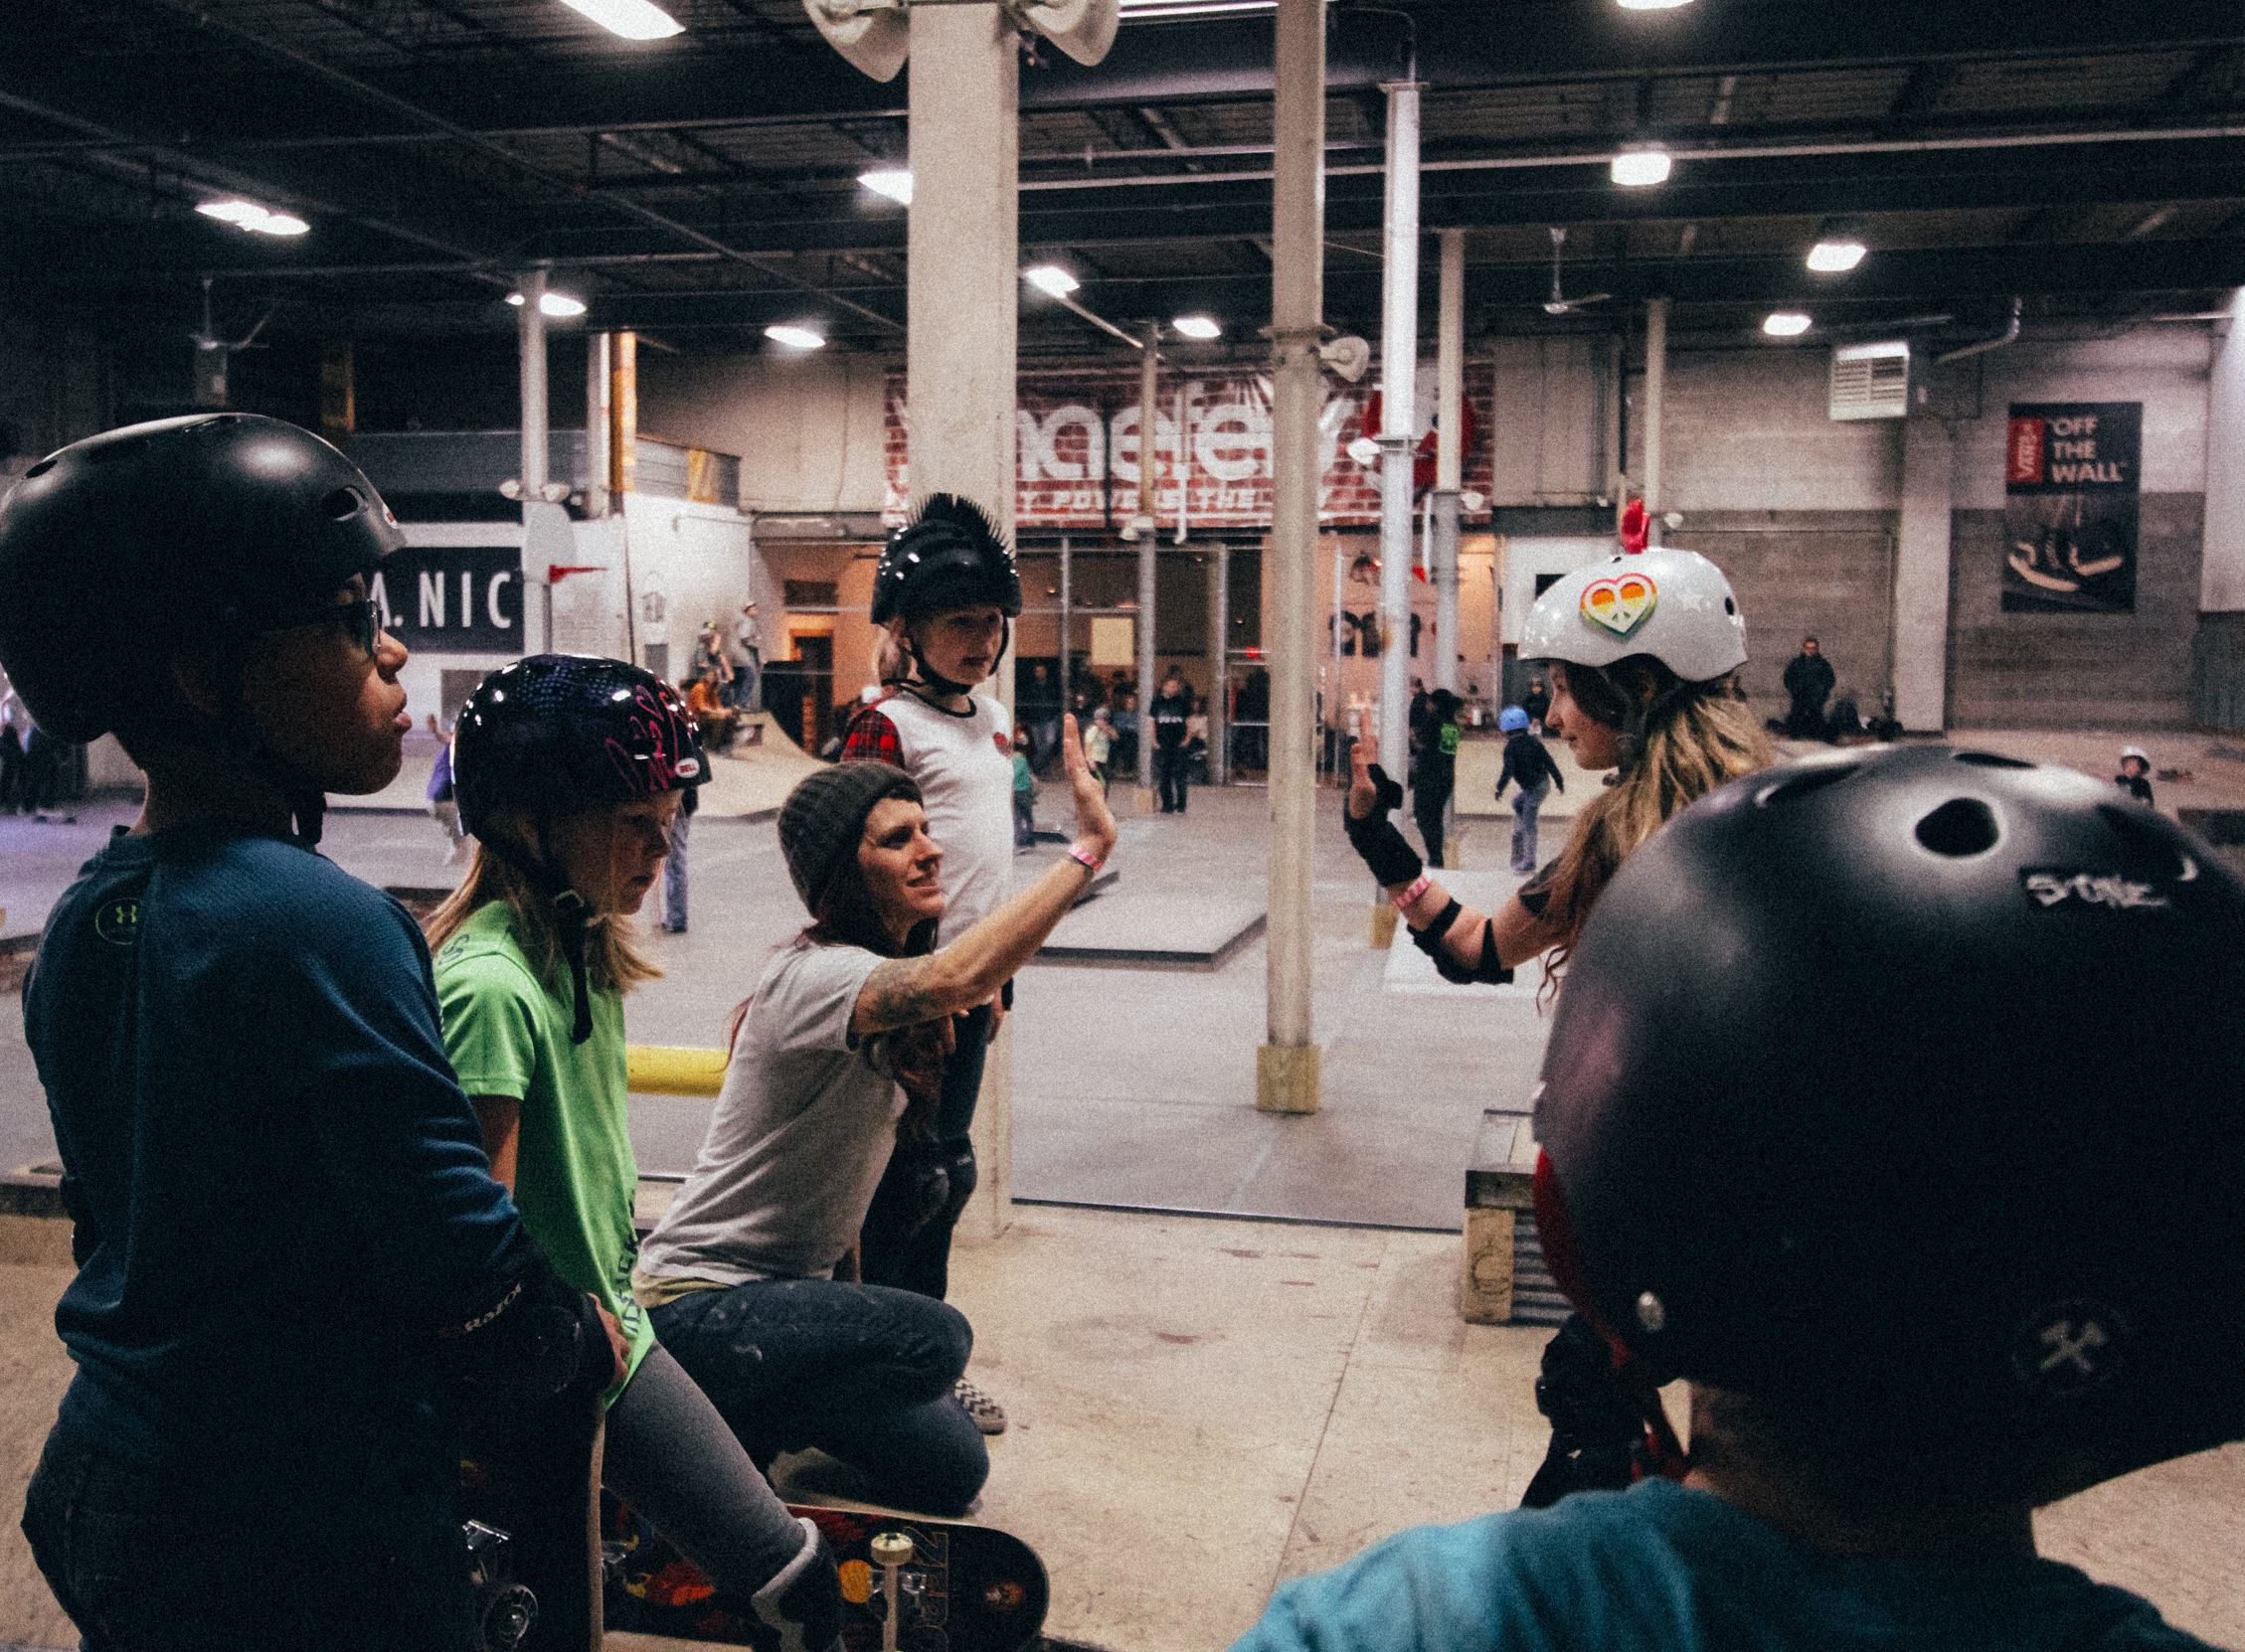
top-left (777, 762), bottom-right (924, 915)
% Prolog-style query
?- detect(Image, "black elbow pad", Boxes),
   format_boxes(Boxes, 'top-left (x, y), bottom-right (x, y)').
top-left (436, 1239), bottom-right (613, 1405)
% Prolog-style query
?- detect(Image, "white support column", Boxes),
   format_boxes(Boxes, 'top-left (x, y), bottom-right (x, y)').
top-left (1894, 412), bottom-right (1955, 734)
top-left (1259, 0), bottom-right (1324, 1115)
top-left (1135, 324), bottom-right (1160, 806)
top-left (1375, 79), bottom-right (1421, 849)
top-left (518, 266), bottom-right (548, 501)
top-left (2204, 288), bottom-right (2245, 612)
top-left (908, 0), bottom-right (1019, 1232)
top-left (1433, 229), bottom-right (1464, 698)
top-left (1643, 296), bottom-right (1668, 544)
top-left (1209, 546), bottom-right (1230, 784)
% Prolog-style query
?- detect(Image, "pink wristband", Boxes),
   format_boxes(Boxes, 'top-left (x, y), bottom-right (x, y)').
top-left (1392, 874), bottom-right (1432, 910)
top-left (1068, 845), bottom-right (1104, 874)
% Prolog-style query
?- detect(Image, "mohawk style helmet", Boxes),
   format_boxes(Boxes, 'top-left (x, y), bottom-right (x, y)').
top-left (1533, 743), bottom-right (2245, 1466)
top-left (1519, 547), bottom-right (1747, 687)
top-left (869, 494), bottom-right (1022, 629)
top-left (0, 413), bottom-right (404, 743)
top-left (452, 654), bottom-right (707, 839)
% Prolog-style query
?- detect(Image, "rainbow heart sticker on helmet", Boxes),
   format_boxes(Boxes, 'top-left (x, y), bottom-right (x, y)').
top-left (1580, 572), bottom-right (1657, 637)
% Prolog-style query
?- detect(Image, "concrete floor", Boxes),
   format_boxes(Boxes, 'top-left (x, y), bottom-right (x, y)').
top-left (4, 731), bottom-right (2245, 1648)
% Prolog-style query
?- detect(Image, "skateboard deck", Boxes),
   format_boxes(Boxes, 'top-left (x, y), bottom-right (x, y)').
top-left (601, 1495), bottom-right (1049, 1652)
top-left (461, 1393), bottom-right (606, 1652)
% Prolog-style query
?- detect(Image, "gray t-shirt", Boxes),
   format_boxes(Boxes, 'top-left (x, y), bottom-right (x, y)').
top-left (636, 935), bottom-right (901, 1284)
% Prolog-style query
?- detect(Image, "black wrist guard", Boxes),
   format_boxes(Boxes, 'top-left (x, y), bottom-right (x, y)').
top-left (1343, 763), bottom-right (1423, 888)
top-left (1414, 908), bottom-right (1515, 986)
top-left (438, 1239), bottom-right (614, 1404)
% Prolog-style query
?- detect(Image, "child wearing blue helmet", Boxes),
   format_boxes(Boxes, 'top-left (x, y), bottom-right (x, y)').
top-left (1492, 705), bottom-right (1565, 874)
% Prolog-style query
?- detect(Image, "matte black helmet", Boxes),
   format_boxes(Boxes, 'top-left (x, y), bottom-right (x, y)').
top-left (0, 414), bottom-right (404, 742)
top-left (453, 654), bottom-right (707, 841)
top-left (1534, 744), bottom-right (2245, 1465)
top-left (869, 494), bottom-right (1021, 628)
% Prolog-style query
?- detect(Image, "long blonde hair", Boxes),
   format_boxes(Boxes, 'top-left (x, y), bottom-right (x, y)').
top-left (424, 811), bottom-right (663, 996)
top-left (1538, 664), bottom-right (1770, 969)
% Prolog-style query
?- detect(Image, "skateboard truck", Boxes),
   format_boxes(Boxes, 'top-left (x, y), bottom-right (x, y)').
top-left (869, 1531), bottom-right (915, 1652)
top-left (464, 1520), bottom-right (539, 1652)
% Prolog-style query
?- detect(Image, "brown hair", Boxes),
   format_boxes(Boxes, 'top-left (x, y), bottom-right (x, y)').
top-left (722, 848), bottom-right (948, 1142)
top-left (424, 811), bottom-right (663, 996)
top-left (1537, 661), bottom-right (1770, 983)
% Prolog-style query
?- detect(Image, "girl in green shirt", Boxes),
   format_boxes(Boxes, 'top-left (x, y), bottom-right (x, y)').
top-left (428, 654), bottom-right (841, 1652)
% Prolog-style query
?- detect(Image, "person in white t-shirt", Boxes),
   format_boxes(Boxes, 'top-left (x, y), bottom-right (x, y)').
top-left (635, 726), bottom-right (1115, 1511)
top-left (835, 494), bottom-right (1023, 1433)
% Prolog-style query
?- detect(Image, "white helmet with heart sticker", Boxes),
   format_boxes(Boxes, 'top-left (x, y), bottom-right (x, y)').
top-left (1520, 548), bottom-right (1748, 684)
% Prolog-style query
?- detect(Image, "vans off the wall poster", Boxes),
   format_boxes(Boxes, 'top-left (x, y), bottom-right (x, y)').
top-left (2002, 403), bottom-right (2141, 615)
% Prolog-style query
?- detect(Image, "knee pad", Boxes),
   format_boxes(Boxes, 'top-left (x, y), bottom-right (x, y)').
top-left (935, 1144), bottom-right (977, 1229)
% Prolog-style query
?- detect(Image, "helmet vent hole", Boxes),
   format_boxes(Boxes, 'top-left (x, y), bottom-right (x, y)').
top-left (322, 486), bottom-right (365, 520)
top-left (1916, 797), bottom-right (1999, 857)
top-left (1755, 764), bottom-right (1858, 807)
top-left (24, 458), bottom-right (56, 478)
top-left (1953, 749), bottom-right (2034, 770)
top-left (1724, 596), bottom-right (1735, 614)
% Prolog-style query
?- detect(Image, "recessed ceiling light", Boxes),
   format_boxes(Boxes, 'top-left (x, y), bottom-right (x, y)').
top-left (1808, 240), bottom-right (1867, 272)
top-left (765, 324), bottom-right (826, 350)
top-left (507, 291), bottom-right (588, 317)
top-left (1023, 265), bottom-right (1081, 297)
top-left (1172, 315), bottom-right (1221, 339)
top-left (859, 169), bottom-right (914, 206)
top-left (1763, 312), bottom-right (1813, 337)
top-left (1617, 0), bottom-right (1693, 9)
top-left (1611, 148), bottom-right (1671, 187)
top-left (555, 0), bottom-right (683, 40)
top-left (196, 200), bottom-right (308, 237)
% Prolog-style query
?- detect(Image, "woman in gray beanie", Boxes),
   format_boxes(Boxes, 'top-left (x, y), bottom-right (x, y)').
top-left (629, 714), bottom-right (1115, 1513)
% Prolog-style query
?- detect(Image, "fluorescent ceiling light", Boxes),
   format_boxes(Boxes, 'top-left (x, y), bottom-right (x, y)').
top-left (506, 290), bottom-right (588, 317)
top-left (556, 0), bottom-right (683, 39)
top-left (1172, 314), bottom-right (1221, 339)
top-left (1023, 265), bottom-right (1081, 297)
top-left (196, 199), bottom-right (308, 236)
top-left (1808, 240), bottom-right (1867, 272)
top-left (1119, 1), bottom-right (1279, 16)
top-left (1617, 0), bottom-right (1693, 9)
top-left (766, 324), bottom-right (826, 350)
top-left (859, 169), bottom-right (914, 206)
top-left (1611, 149), bottom-right (1671, 187)
top-left (1763, 312), bottom-right (1813, 337)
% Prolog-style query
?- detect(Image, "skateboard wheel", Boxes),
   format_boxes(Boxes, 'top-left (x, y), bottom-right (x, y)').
top-left (870, 1533), bottom-right (915, 1567)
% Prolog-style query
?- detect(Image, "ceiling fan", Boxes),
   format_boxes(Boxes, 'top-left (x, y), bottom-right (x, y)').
top-left (1543, 227), bottom-right (1613, 315)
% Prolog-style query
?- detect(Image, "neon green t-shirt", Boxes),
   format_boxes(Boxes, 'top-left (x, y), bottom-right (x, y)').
top-left (434, 901), bottom-right (653, 1403)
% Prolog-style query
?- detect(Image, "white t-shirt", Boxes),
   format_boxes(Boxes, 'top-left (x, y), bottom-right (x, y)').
top-left (634, 936), bottom-right (901, 1284)
top-left (868, 690), bottom-right (1016, 939)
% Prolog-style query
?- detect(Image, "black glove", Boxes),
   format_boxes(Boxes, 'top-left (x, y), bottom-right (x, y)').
top-left (1341, 759), bottom-right (1423, 888)
top-left (753, 1519), bottom-right (844, 1652)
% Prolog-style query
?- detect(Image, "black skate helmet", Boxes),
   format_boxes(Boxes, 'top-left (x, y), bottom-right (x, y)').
top-left (0, 414), bottom-right (403, 841)
top-left (1533, 743), bottom-right (2245, 1473)
top-left (869, 495), bottom-right (1020, 693)
top-left (452, 654), bottom-right (707, 1041)
top-left (0, 414), bottom-right (403, 744)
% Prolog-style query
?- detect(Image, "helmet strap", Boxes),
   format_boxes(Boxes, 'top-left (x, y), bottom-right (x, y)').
top-left (482, 817), bottom-right (599, 1044)
top-left (895, 617), bottom-right (1008, 703)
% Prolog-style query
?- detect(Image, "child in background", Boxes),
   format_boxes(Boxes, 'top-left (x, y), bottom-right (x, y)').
top-left (1083, 706), bottom-right (1115, 798)
top-left (2116, 743), bottom-right (2155, 805)
top-left (1011, 728), bottom-right (1036, 847)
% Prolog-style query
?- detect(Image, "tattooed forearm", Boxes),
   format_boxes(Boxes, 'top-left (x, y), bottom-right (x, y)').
top-left (855, 956), bottom-right (954, 1035)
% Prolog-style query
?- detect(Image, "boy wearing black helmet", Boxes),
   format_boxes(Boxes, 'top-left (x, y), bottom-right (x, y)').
top-left (1239, 743), bottom-right (2245, 1652)
top-left (838, 494), bottom-right (1022, 1428)
top-left (1, 415), bottom-right (621, 1650)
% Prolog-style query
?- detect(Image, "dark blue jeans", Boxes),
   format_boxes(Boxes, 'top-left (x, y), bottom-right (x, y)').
top-left (23, 1415), bottom-right (474, 1652)
top-left (649, 1278), bottom-right (987, 1516)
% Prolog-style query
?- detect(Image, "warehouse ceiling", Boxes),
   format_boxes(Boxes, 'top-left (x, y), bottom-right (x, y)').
top-left (3, 0), bottom-right (2243, 361)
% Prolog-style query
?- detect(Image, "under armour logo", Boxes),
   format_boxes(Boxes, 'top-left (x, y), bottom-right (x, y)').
top-left (2038, 1318), bottom-right (2108, 1378)
top-left (2013, 1299), bottom-right (2128, 1398)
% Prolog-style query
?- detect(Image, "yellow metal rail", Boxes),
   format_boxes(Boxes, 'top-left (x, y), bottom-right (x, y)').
top-left (625, 1045), bottom-right (729, 1097)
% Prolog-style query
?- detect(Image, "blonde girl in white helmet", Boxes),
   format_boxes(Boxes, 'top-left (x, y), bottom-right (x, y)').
top-left (1343, 547), bottom-right (1771, 985)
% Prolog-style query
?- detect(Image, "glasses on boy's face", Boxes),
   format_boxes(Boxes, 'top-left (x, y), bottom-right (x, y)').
top-left (261, 597), bottom-right (386, 657)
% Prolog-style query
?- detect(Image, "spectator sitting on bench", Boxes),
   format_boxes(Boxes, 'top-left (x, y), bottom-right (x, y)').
top-left (687, 668), bottom-right (740, 753)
